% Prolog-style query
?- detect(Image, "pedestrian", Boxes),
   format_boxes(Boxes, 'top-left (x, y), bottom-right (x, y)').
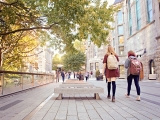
top-left (73, 72), bottom-right (76, 78)
top-left (85, 72), bottom-right (89, 81)
top-left (56, 69), bottom-right (59, 82)
top-left (103, 45), bottom-right (119, 102)
top-left (61, 70), bottom-right (65, 82)
top-left (79, 72), bottom-right (82, 80)
top-left (90, 71), bottom-right (93, 78)
top-left (124, 50), bottom-right (141, 101)
top-left (68, 72), bottom-right (71, 79)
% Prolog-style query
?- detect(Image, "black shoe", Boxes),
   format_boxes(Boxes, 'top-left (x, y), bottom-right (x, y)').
top-left (107, 95), bottom-right (111, 99)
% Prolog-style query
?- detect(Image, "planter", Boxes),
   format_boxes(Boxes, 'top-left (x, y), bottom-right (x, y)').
top-left (96, 75), bottom-right (103, 81)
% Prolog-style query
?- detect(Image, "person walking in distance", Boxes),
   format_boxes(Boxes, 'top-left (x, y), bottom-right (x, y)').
top-left (56, 69), bottom-right (59, 82)
top-left (90, 71), bottom-right (93, 78)
top-left (125, 50), bottom-right (141, 101)
top-left (61, 70), bottom-right (65, 82)
top-left (103, 45), bottom-right (119, 102)
top-left (85, 72), bottom-right (89, 81)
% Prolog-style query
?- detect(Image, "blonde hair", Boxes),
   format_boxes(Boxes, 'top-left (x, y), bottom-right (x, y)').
top-left (106, 45), bottom-right (117, 56)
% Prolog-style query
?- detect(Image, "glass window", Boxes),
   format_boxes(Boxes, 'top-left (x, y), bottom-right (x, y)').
top-left (95, 62), bottom-right (99, 70)
top-left (118, 36), bottom-right (124, 44)
top-left (146, 0), bottom-right (153, 22)
top-left (90, 63), bottom-right (94, 71)
top-left (128, 0), bottom-right (132, 35)
top-left (113, 38), bottom-right (115, 46)
top-left (117, 11), bottom-right (123, 24)
top-left (119, 46), bottom-right (124, 55)
top-left (119, 65), bottom-right (125, 76)
top-left (118, 26), bottom-right (123, 35)
top-left (136, 0), bottom-right (141, 30)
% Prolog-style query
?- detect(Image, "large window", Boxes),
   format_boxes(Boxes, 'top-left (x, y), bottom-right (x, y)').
top-left (90, 63), bottom-right (94, 71)
top-left (113, 38), bottom-right (115, 46)
top-left (117, 11), bottom-right (123, 24)
top-left (119, 46), bottom-right (124, 55)
top-left (118, 26), bottom-right (123, 35)
top-left (128, 0), bottom-right (132, 35)
top-left (95, 62), bottom-right (99, 70)
top-left (119, 65), bottom-right (125, 77)
top-left (136, 0), bottom-right (141, 30)
top-left (118, 36), bottom-right (124, 44)
top-left (146, 0), bottom-right (153, 22)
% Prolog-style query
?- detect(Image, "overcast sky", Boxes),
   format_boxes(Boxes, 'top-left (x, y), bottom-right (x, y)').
top-left (106, 0), bottom-right (114, 6)
top-left (105, 0), bottom-right (115, 5)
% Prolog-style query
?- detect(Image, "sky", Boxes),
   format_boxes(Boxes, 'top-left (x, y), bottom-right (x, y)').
top-left (106, 0), bottom-right (114, 5)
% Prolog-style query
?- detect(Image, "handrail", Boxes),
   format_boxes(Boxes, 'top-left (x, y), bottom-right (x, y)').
top-left (0, 70), bottom-right (53, 75)
top-left (0, 70), bottom-right (55, 97)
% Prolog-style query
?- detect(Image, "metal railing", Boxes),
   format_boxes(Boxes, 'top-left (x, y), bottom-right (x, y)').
top-left (0, 70), bottom-right (55, 96)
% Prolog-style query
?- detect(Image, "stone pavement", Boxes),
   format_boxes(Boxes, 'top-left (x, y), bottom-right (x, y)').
top-left (0, 78), bottom-right (160, 120)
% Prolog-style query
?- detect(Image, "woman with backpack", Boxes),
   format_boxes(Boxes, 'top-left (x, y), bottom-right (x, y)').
top-left (103, 45), bottom-right (119, 102)
top-left (124, 50), bottom-right (141, 101)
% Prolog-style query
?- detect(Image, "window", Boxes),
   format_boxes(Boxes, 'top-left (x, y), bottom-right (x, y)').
top-left (119, 65), bottom-right (125, 76)
top-left (118, 26), bottom-right (123, 35)
top-left (95, 62), bottom-right (99, 70)
top-left (118, 36), bottom-right (124, 44)
top-left (128, 0), bottom-right (132, 35)
top-left (119, 46), bottom-right (124, 55)
top-left (117, 11), bottom-right (123, 24)
top-left (113, 38), bottom-right (115, 46)
top-left (146, 0), bottom-right (153, 22)
top-left (136, 0), bottom-right (141, 30)
top-left (90, 63), bottom-right (94, 71)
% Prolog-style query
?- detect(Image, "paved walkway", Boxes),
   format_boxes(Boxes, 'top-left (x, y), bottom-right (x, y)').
top-left (0, 78), bottom-right (160, 120)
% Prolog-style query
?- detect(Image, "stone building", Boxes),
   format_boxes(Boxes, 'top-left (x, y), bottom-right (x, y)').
top-left (85, 40), bottom-right (107, 77)
top-left (111, 0), bottom-right (126, 79)
top-left (111, 0), bottom-right (160, 80)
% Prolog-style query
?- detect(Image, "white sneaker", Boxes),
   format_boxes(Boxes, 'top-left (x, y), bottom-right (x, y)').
top-left (125, 94), bottom-right (130, 98)
top-left (136, 96), bottom-right (141, 101)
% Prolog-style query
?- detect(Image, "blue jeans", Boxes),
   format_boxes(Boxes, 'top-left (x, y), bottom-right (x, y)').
top-left (62, 76), bottom-right (65, 82)
top-left (127, 74), bottom-right (140, 95)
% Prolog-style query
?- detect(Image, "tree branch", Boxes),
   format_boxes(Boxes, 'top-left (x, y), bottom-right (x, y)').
top-left (0, 0), bottom-right (18, 6)
top-left (0, 23), bottom-right (59, 35)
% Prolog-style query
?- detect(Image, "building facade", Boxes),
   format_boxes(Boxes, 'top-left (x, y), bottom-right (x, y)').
top-left (85, 41), bottom-right (107, 77)
top-left (37, 46), bottom-right (54, 73)
top-left (111, 0), bottom-right (160, 80)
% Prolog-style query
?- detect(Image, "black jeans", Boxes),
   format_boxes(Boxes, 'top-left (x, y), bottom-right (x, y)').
top-left (127, 74), bottom-right (140, 95)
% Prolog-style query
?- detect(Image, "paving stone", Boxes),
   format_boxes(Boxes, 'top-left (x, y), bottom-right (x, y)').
top-left (126, 118), bottom-right (138, 120)
top-left (0, 79), bottom-right (160, 120)
top-left (67, 115), bottom-right (78, 120)
top-left (87, 109), bottom-right (102, 119)
top-left (95, 108), bottom-right (114, 120)
top-left (78, 112), bottom-right (90, 120)
top-left (42, 112), bottom-right (56, 120)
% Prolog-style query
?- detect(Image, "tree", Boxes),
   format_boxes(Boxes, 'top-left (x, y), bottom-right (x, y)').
top-left (0, 30), bottom-right (39, 70)
top-left (62, 52), bottom-right (85, 72)
top-left (0, 0), bottom-right (117, 49)
top-left (0, 0), bottom-right (117, 70)
top-left (52, 54), bottom-right (63, 70)
top-left (73, 39), bottom-right (86, 52)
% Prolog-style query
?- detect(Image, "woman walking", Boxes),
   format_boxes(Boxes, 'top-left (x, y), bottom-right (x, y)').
top-left (124, 50), bottom-right (141, 101)
top-left (103, 45), bottom-right (119, 102)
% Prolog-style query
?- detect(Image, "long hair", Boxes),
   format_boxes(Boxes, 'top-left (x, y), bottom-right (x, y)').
top-left (128, 50), bottom-right (136, 57)
top-left (106, 45), bottom-right (117, 56)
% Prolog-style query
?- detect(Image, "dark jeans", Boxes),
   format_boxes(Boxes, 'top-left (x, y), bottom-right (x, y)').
top-left (127, 74), bottom-right (140, 95)
top-left (62, 76), bottom-right (65, 82)
top-left (85, 77), bottom-right (88, 81)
